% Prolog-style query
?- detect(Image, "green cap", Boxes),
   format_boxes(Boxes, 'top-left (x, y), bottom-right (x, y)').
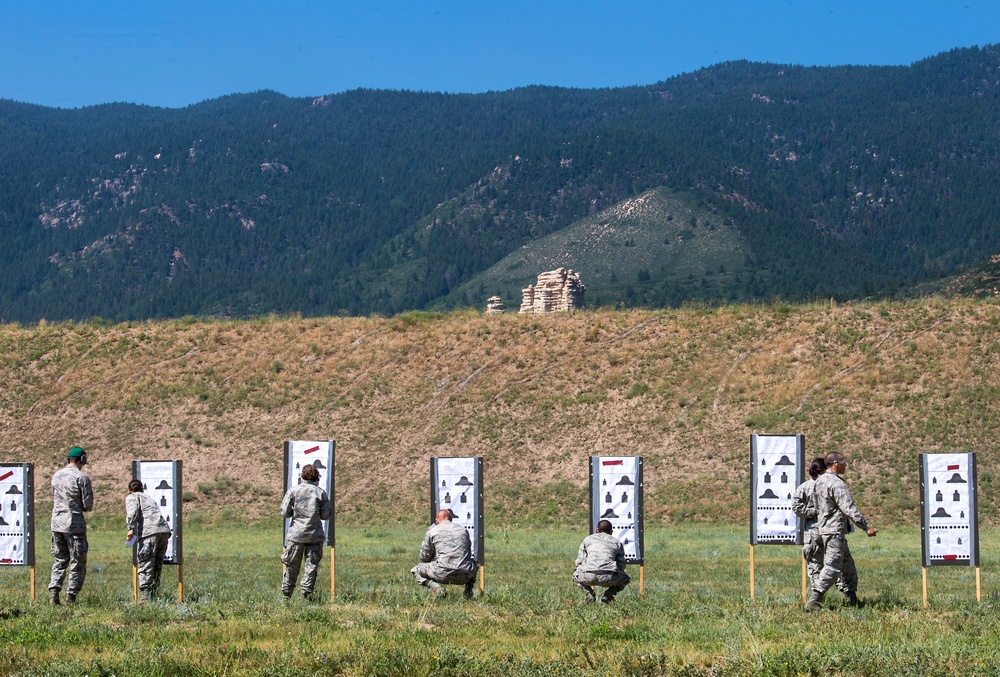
top-left (67, 446), bottom-right (85, 458)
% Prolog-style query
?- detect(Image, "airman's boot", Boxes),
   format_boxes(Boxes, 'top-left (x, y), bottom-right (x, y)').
top-left (844, 591), bottom-right (860, 607)
top-left (48, 589), bottom-right (60, 606)
top-left (805, 589), bottom-right (824, 612)
top-left (463, 580), bottom-right (476, 599)
top-left (427, 581), bottom-right (446, 599)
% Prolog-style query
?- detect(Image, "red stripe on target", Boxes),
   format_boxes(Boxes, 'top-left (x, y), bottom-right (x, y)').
top-left (943, 554), bottom-right (958, 560)
top-left (947, 465), bottom-right (960, 470)
top-left (304, 446), bottom-right (320, 455)
top-left (0, 471), bottom-right (12, 482)
top-left (602, 460), bottom-right (623, 466)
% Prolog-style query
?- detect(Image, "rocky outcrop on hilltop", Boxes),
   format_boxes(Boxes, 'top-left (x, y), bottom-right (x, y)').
top-left (519, 268), bottom-right (585, 314)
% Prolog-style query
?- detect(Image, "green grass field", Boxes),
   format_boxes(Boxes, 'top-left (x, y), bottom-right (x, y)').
top-left (1, 521), bottom-right (998, 676)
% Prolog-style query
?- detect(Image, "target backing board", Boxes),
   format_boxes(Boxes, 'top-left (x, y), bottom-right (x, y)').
top-left (589, 456), bottom-right (644, 564)
top-left (0, 463), bottom-right (33, 566)
top-left (750, 435), bottom-right (805, 545)
top-left (283, 440), bottom-right (335, 547)
top-left (132, 461), bottom-right (182, 564)
top-left (430, 457), bottom-right (484, 564)
top-left (920, 453), bottom-right (978, 566)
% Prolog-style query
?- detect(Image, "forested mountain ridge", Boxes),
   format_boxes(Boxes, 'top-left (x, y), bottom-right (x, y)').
top-left (2, 45), bottom-right (1000, 322)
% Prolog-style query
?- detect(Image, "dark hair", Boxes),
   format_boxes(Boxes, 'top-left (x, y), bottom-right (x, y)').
top-left (596, 520), bottom-right (613, 534)
top-left (301, 465), bottom-right (320, 482)
top-left (809, 457), bottom-right (827, 480)
top-left (128, 479), bottom-right (144, 493)
top-left (824, 452), bottom-right (845, 468)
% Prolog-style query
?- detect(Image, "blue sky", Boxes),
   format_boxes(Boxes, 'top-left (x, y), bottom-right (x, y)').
top-left (2, 1), bottom-right (997, 109)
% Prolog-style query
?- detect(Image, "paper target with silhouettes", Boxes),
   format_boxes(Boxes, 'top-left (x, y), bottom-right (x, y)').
top-left (430, 457), bottom-right (484, 564)
top-left (0, 464), bottom-right (33, 566)
top-left (750, 435), bottom-right (805, 545)
top-left (283, 441), bottom-right (335, 547)
top-left (132, 461), bottom-right (183, 564)
top-left (920, 453), bottom-right (978, 566)
top-left (589, 457), bottom-right (643, 563)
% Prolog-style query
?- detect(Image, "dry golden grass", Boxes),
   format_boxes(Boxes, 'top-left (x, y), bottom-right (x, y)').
top-left (1, 298), bottom-right (998, 526)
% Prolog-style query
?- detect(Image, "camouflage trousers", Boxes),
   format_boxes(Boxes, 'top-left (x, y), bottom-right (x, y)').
top-left (282, 542), bottom-right (323, 596)
top-left (50, 532), bottom-right (88, 596)
top-left (803, 532), bottom-right (852, 593)
top-left (137, 532), bottom-right (170, 595)
top-left (812, 533), bottom-right (858, 595)
top-left (573, 569), bottom-right (631, 599)
top-left (410, 562), bottom-right (476, 587)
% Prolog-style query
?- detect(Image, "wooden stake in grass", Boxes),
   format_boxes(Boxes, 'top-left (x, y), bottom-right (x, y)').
top-left (330, 545), bottom-right (337, 604)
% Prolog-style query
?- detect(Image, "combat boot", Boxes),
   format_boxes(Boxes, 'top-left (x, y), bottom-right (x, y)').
top-left (65, 594), bottom-right (77, 604)
top-left (427, 581), bottom-right (447, 599)
top-left (805, 589), bottom-right (824, 612)
top-left (844, 591), bottom-right (860, 607)
top-left (48, 589), bottom-right (60, 606)
top-left (463, 580), bottom-right (476, 599)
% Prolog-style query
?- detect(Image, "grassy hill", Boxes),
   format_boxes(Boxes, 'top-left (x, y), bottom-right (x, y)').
top-left (2, 297), bottom-right (998, 527)
top-left (443, 186), bottom-right (751, 310)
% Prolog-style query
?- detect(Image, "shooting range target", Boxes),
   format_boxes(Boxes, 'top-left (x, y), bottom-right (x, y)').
top-left (283, 441), bottom-right (335, 547)
top-left (750, 435), bottom-right (804, 545)
top-left (921, 453), bottom-right (978, 566)
top-left (0, 464), bottom-right (33, 566)
top-left (589, 456), bottom-right (644, 563)
top-left (430, 457), bottom-right (484, 563)
top-left (132, 461), bottom-right (183, 564)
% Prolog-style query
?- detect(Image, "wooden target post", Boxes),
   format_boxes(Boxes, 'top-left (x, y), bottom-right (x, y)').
top-left (919, 453), bottom-right (980, 608)
top-left (0, 464), bottom-right (35, 602)
top-left (749, 435), bottom-right (806, 601)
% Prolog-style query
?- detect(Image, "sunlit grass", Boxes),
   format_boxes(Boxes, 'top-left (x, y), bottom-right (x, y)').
top-left (0, 522), bottom-right (998, 675)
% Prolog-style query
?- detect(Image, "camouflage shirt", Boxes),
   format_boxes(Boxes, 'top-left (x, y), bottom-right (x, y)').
top-left (280, 479), bottom-right (332, 544)
top-left (814, 471), bottom-right (871, 535)
top-left (419, 520), bottom-right (476, 573)
top-left (51, 465), bottom-right (93, 534)
top-left (791, 477), bottom-right (820, 531)
top-left (574, 532), bottom-right (626, 575)
top-left (125, 492), bottom-right (171, 538)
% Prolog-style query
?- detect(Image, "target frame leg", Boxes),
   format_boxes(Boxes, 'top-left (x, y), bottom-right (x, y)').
top-left (922, 566), bottom-right (928, 609)
top-left (330, 547), bottom-right (336, 601)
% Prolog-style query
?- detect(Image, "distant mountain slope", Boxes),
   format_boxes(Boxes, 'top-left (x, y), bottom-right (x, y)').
top-left (2, 45), bottom-right (1000, 321)
top-left (907, 253), bottom-right (1000, 299)
top-left (444, 187), bottom-right (751, 309)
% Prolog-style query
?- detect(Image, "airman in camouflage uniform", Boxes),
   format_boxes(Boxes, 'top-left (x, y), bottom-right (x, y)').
top-left (573, 520), bottom-right (630, 603)
top-left (280, 464), bottom-right (332, 599)
top-left (410, 509), bottom-right (477, 599)
top-left (792, 457), bottom-right (829, 586)
top-left (49, 446), bottom-right (94, 605)
top-left (126, 479), bottom-right (172, 601)
top-left (806, 453), bottom-right (877, 611)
